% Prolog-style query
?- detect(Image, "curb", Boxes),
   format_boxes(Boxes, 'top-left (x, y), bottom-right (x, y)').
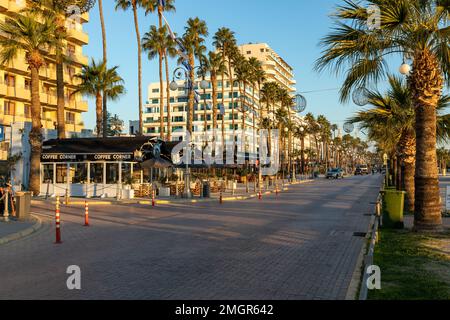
top-left (0, 214), bottom-right (43, 246)
top-left (32, 180), bottom-right (315, 207)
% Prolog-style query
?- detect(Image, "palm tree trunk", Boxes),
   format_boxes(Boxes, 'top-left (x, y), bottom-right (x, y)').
top-left (404, 160), bottom-right (415, 213)
top-left (164, 53), bottom-right (171, 141)
top-left (29, 66), bottom-right (43, 195)
top-left (187, 53), bottom-right (195, 136)
top-left (159, 53), bottom-right (164, 139)
top-left (98, 0), bottom-right (108, 137)
top-left (411, 49), bottom-right (443, 231)
top-left (56, 60), bottom-right (66, 139)
top-left (95, 92), bottom-right (103, 138)
top-left (132, 4), bottom-right (143, 136)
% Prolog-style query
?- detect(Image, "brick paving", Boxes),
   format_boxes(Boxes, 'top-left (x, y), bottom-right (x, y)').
top-left (0, 220), bottom-right (34, 239)
top-left (0, 175), bottom-right (383, 300)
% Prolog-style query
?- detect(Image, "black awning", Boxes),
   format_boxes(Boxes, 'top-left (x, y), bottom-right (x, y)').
top-left (41, 137), bottom-right (180, 163)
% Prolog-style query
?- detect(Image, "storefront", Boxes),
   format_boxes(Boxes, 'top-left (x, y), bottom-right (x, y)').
top-left (40, 137), bottom-right (174, 198)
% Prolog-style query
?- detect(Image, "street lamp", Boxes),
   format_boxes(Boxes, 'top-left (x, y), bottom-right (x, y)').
top-left (170, 66), bottom-right (209, 198)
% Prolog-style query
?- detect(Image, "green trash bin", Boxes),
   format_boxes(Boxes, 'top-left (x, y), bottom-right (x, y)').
top-left (382, 189), bottom-right (405, 229)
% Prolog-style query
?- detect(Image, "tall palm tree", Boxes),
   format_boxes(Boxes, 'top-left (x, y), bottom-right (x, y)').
top-left (0, 12), bottom-right (57, 195)
top-left (144, 0), bottom-right (176, 140)
top-left (74, 60), bottom-right (125, 137)
top-left (180, 17), bottom-right (208, 136)
top-left (213, 28), bottom-right (237, 145)
top-left (115, 0), bottom-right (145, 136)
top-left (234, 57), bottom-right (251, 150)
top-left (27, 1), bottom-right (70, 139)
top-left (142, 25), bottom-right (170, 139)
top-left (316, 0), bottom-right (450, 231)
top-left (98, 0), bottom-right (109, 137)
top-left (203, 52), bottom-right (227, 144)
top-left (349, 75), bottom-right (450, 213)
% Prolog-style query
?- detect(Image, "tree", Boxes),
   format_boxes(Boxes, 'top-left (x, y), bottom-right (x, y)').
top-left (316, 0), bottom-right (450, 231)
top-left (180, 17), bottom-right (208, 135)
top-left (74, 60), bottom-right (125, 137)
top-left (203, 52), bottom-right (227, 145)
top-left (144, 0), bottom-right (176, 140)
top-left (106, 112), bottom-right (125, 137)
top-left (115, 0), bottom-right (145, 136)
top-left (98, 0), bottom-right (109, 138)
top-left (213, 28), bottom-right (237, 144)
top-left (0, 12), bottom-right (57, 195)
top-left (349, 75), bottom-right (450, 212)
top-left (142, 25), bottom-right (171, 139)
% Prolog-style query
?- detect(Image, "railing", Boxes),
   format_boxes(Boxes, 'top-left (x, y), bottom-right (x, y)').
top-left (358, 190), bottom-right (383, 300)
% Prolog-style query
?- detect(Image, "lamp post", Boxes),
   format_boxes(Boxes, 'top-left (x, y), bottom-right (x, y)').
top-left (170, 66), bottom-right (209, 199)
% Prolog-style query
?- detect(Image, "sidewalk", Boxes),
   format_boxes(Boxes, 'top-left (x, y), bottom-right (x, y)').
top-left (32, 179), bottom-right (315, 206)
top-left (0, 216), bottom-right (42, 245)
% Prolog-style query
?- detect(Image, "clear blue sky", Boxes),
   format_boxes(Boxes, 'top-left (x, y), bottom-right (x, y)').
top-left (82, 0), bottom-right (394, 134)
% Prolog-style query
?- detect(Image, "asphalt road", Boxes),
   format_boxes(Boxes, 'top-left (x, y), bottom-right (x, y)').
top-left (0, 175), bottom-right (383, 300)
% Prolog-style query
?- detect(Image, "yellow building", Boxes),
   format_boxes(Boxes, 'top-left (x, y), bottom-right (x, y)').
top-left (0, 0), bottom-right (89, 160)
top-left (239, 43), bottom-right (297, 94)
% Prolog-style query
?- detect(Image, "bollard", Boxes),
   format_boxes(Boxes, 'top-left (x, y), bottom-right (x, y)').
top-left (65, 189), bottom-right (69, 205)
top-left (152, 189), bottom-right (155, 207)
top-left (258, 191), bottom-right (262, 200)
top-left (275, 184), bottom-right (279, 196)
top-left (55, 196), bottom-right (62, 244)
top-left (3, 189), bottom-right (9, 222)
top-left (84, 201), bottom-right (89, 227)
top-left (219, 190), bottom-right (223, 204)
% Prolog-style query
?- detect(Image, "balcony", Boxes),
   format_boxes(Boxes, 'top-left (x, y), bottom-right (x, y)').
top-left (15, 86), bottom-right (30, 101)
top-left (66, 99), bottom-right (88, 112)
top-left (68, 53), bottom-right (88, 66)
top-left (67, 28), bottom-right (89, 45)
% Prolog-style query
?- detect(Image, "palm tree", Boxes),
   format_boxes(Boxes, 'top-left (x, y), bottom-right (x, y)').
top-left (115, 0), bottom-right (145, 136)
top-left (180, 17), bottom-right (208, 136)
top-left (316, 0), bottom-right (450, 231)
top-left (349, 75), bottom-right (450, 212)
top-left (213, 28), bottom-right (237, 144)
top-left (0, 12), bottom-right (57, 195)
top-left (234, 57), bottom-right (251, 150)
top-left (203, 52), bottom-right (227, 145)
top-left (98, 0), bottom-right (109, 137)
top-left (74, 60), bottom-right (125, 137)
top-left (144, 0), bottom-right (176, 141)
top-left (142, 25), bottom-right (171, 139)
top-left (27, 1), bottom-right (69, 139)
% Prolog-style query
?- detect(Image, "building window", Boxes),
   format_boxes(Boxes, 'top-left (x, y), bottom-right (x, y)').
top-left (24, 104), bottom-right (31, 118)
top-left (70, 163), bottom-right (88, 184)
top-left (24, 79), bottom-right (31, 90)
top-left (152, 88), bottom-right (159, 93)
top-left (67, 44), bottom-right (76, 56)
top-left (66, 112), bottom-right (75, 124)
top-left (247, 51), bottom-right (251, 54)
top-left (260, 48), bottom-right (264, 53)
top-left (151, 99), bottom-right (159, 104)
top-left (56, 164), bottom-right (67, 184)
top-left (4, 101), bottom-right (15, 116)
top-left (106, 163), bottom-right (119, 184)
top-left (4, 74), bottom-right (15, 87)
top-left (42, 164), bottom-right (54, 183)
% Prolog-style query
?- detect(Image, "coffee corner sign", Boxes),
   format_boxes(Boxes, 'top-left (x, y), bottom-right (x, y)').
top-left (41, 153), bottom-right (134, 162)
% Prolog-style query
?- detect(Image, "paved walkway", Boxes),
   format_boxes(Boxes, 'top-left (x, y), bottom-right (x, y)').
top-left (0, 175), bottom-right (383, 300)
top-left (0, 220), bottom-right (34, 239)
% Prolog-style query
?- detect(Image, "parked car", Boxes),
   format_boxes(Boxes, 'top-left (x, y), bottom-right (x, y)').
top-left (355, 165), bottom-right (369, 175)
top-left (326, 168), bottom-right (344, 179)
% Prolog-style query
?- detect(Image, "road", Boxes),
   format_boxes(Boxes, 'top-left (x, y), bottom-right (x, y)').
top-left (0, 175), bottom-right (383, 300)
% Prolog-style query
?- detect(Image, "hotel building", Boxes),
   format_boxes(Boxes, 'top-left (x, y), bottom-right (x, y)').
top-left (142, 43), bottom-right (299, 154)
top-left (0, 0), bottom-right (90, 160)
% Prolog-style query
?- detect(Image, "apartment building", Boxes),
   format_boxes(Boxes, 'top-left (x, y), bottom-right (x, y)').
top-left (142, 44), bottom-right (298, 154)
top-left (239, 43), bottom-right (296, 94)
top-left (0, 0), bottom-right (89, 160)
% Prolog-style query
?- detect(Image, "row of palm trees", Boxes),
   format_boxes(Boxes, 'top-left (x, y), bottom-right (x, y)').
top-left (316, 0), bottom-right (450, 231)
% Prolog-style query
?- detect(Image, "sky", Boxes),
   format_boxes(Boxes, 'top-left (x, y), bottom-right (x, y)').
top-left (82, 0), bottom-right (400, 135)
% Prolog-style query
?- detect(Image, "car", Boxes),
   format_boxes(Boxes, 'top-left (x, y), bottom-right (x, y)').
top-left (326, 168), bottom-right (344, 179)
top-left (355, 165), bottom-right (369, 175)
